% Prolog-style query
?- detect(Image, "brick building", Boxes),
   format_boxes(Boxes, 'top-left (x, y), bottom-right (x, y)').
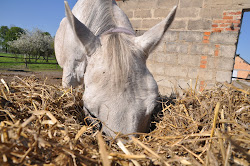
top-left (233, 55), bottom-right (250, 79)
top-left (115, 0), bottom-right (250, 95)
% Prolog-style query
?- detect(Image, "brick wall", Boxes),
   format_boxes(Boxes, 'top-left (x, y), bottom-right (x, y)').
top-left (116, 0), bottom-right (250, 95)
top-left (234, 56), bottom-right (250, 79)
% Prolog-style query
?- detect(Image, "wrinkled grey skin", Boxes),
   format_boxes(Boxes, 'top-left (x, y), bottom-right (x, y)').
top-left (55, 0), bottom-right (177, 137)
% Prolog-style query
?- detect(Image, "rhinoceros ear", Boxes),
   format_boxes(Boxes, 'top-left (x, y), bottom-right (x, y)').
top-left (64, 1), bottom-right (100, 56)
top-left (135, 6), bottom-right (177, 57)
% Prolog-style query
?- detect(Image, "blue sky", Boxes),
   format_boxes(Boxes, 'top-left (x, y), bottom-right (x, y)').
top-left (0, 0), bottom-right (77, 36)
top-left (236, 11), bottom-right (250, 63)
top-left (0, 0), bottom-right (249, 62)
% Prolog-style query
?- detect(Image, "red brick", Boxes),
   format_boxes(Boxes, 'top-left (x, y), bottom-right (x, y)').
top-left (204, 32), bottom-right (211, 36)
top-left (203, 40), bottom-right (209, 44)
top-left (200, 81), bottom-right (205, 92)
top-left (213, 20), bottom-right (234, 24)
top-left (223, 12), bottom-right (227, 16)
top-left (234, 23), bottom-right (240, 27)
top-left (200, 81), bottom-right (205, 88)
top-left (228, 12), bottom-right (235, 15)
top-left (201, 56), bottom-right (207, 60)
top-left (213, 20), bottom-right (226, 23)
top-left (200, 60), bottom-right (207, 65)
top-left (225, 28), bottom-right (240, 31)
top-left (212, 28), bottom-right (223, 32)
top-left (234, 56), bottom-right (250, 79)
top-left (212, 24), bottom-right (218, 27)
top-left (234, 16), bottom-right (242, 20)
top-left (233, 20), bottom-right (241, 24)
top-left (229, 11), bottom-right (242, 15)
top-left (223, 16), bottom-right (233, 19)
top-left (214, 50), bottom-right (219, 56)
top-left (203, 36), bottom-right (210, 40)
top-left (236, 11), bottom-right (242, 15)
top-left (215, 44), bottom-right (220, 48)
top-left (219, 23), bottom-right (230, 27)
top-left (200, 64), bottom-right (206, 68)
top-left (213, 20), bottom-right (222, 23)
top-left (226, 20), bottom-right (235, 23)
top-left (235, 27), bottom-right (240, 31)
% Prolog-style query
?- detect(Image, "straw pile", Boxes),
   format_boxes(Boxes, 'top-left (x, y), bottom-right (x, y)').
top-left (0, 76), bottom-right (249, 166)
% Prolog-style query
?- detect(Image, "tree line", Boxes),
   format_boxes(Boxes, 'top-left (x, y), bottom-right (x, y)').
top-left (0, 26), bottom-right (54, 62)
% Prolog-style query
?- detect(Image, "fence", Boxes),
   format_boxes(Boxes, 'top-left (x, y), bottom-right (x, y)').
top-left (0, 54), bottom-right (58, 68)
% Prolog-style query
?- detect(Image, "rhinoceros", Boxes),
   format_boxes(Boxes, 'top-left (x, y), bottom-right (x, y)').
top-left (55, 0), bottom-right (177, 137)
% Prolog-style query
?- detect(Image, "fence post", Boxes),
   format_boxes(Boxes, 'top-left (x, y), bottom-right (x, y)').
top-left (24, 54), bottom-right (28, 68)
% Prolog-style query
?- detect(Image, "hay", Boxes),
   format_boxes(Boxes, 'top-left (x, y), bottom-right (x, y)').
top-left (0, 76), bottom-right (249, 165)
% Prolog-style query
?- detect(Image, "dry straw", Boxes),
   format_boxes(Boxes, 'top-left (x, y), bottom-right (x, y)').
top-left (0, 76), bottom-right (249, 165)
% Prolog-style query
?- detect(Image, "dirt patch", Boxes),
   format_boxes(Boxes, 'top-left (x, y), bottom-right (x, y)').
top-left (0, 69), bottom-right (63, 85)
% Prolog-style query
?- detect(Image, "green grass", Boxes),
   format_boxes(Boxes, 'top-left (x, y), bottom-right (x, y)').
top-left (0, 53), bottom-right (62, 71)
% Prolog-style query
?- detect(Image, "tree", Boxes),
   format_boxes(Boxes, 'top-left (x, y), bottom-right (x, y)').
top-left (42, 32), bottom-right (51, 36)
top-left (6, 27), bottom-right (25, 41)
top-left (8, 29), bottom-right (54, 61)
top-left (0, 26), bottom-right (9, 39)
top-left (0, 26), bottom-right (9, 52)
top-left (0, 26), bottom-right (25, 53)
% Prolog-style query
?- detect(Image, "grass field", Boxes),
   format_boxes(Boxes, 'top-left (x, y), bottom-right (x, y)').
top-left (0, 53), bottom-right (61, 71)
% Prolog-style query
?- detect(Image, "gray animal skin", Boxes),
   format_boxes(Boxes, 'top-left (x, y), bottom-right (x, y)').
top-left (55, 0), bottom-right (177, 137)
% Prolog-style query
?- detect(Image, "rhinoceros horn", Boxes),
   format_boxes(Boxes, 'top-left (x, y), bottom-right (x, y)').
top-left (64, 1), bottom-right (100, 56)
